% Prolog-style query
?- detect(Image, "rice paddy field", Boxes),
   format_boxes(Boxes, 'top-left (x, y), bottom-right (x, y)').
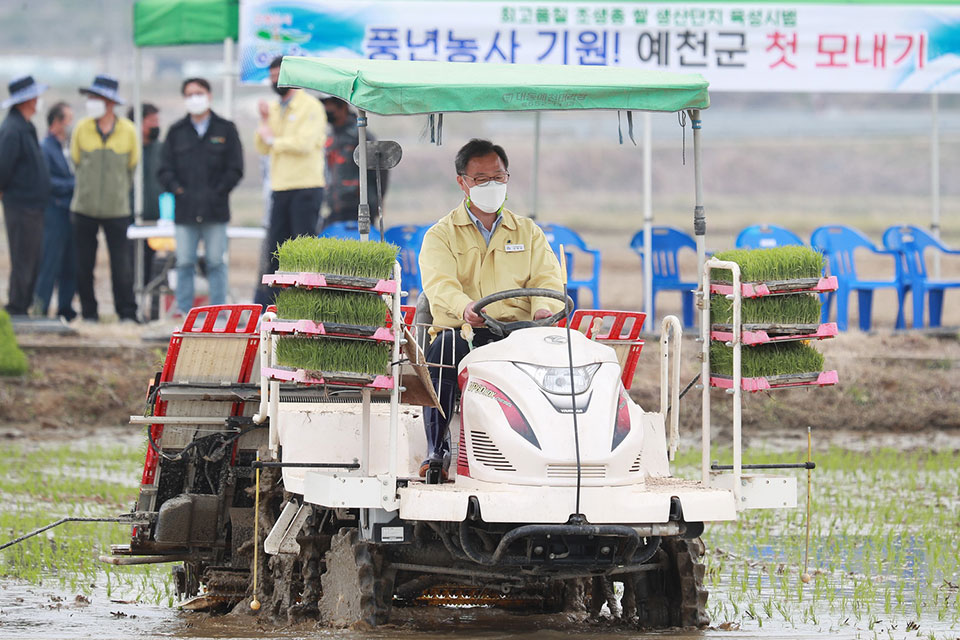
top-left (0, 433), bottom-right (957, 639)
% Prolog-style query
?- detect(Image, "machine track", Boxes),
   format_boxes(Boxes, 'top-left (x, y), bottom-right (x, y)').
top-left (319, 528), bottom-right (395, 627)
top-left (624, 537), bottom-right (709, 628)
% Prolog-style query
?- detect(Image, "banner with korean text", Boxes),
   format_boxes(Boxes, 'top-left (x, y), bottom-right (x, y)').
top-left (239, 1), bottom-right (960, 93)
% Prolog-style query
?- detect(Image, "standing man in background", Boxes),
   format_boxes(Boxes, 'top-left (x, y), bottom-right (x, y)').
top-left (32, 101), bottom-right (77, 321)
top-left (159, 77), bottom-right (243, 316)
top-left (254, 56), bottom-right (326, 307)
top-left (320, 96), bottom-right (388, 232)
top-left (71, 74), bottom-right (139, 323)
top-left (128, 102), bottom-right (162, 320)
top-left (0, 75), bottom-right (50, 317)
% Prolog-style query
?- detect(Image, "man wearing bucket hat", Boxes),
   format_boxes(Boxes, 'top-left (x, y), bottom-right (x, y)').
top-left (70, 74), bottom-right (140, 323)
top-left (0, 75), bottom-right (51, 317)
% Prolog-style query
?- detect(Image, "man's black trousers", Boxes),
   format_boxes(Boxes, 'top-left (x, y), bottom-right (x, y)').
top-left (2, 203), bottom-right (44, 316)
top-left (423, 326), bottom-right (500, 463)
top-left (73, 213), bottom-right (137, 321)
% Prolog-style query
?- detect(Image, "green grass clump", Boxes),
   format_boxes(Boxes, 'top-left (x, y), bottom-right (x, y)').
top-left (0, 309), bottom-right (28, 376)
top-left (712, 293), bottom-right (822, 325)
top-left (710, 341), bottom-right (824, 377)
top-left (275, 289), bottom-right (387, 326)
top-left (275, 336), bottom-right (391, 376)
top-left (275, 235), bottom-right (399, 279)
top-left (713, 246), bottom-right (825, 283)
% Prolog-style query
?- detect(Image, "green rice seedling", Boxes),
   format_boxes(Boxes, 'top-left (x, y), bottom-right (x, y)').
top-left (275, 288), bottom-right (387, 326)
top-left (712, 246), bottom-right (826, 283)
top-left (275, 336), bottom-right (391, 376)
top-left (275, 235), bottom-right (399, 279)
top-left (0, 309), bottom-right (28, 376)
top-left (711, 293), bottom-right (822, 326)
top-left (710, 342), bottom-right (825, 377)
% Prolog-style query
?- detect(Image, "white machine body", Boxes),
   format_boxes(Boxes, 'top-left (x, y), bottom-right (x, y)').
top-left (273, 324), bottom-right (751, 526)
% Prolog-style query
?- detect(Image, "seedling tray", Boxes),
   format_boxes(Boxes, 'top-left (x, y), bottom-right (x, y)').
top-left (710, 370), bottom-right (838, 392)
top-left (711, 322), bottom-right (838, 346)
top-left (263, 272), bottom-right (397, 294)
top-left (710, 276), bottom-right (837, 299)
top-left (262, 365), bottom-right (394, 389)
top-left (263, 319), bottom-right (394, 342)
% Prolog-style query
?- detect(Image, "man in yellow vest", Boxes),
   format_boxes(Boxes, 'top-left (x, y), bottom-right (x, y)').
top-left (254, 56), bottom-right (327, 307)
top-left (71, 75), bottom-right (140, 323)
top-left (418, 138), bottom-right (564, 481)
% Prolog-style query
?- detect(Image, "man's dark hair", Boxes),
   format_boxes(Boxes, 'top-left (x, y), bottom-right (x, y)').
top-left (269, 56), bottom-right (284, 70)
top-left (126, 102), bottom-right (158, 121)
top-left (181, 77), bottom-right (211, 95)
top-left (47, 101), bottom-right (70, 127)
top-left (455, 138), bottom-right (508, 175)
top-left (321, 96), bottom-right (348, 109)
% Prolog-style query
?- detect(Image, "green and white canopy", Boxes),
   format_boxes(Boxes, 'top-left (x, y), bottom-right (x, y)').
top-left (133, 0), bottom-right (238, 47)
top-left (278, 57), bottom-right (709, 115)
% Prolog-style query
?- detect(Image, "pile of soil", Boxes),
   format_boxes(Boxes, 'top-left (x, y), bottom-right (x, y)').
top-left (0, 338), bottom-right (160, 437)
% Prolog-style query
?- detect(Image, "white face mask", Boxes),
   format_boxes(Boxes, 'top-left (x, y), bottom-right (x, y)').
top-left (184, 93), bottom-right (210, 116)
top-left (468, 181), bottom-right (508, 214)
top-left (85, 97), bottom-right (106, 119)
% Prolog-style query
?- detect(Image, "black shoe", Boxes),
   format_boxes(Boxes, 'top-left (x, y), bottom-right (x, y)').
top-left (419, 451), bottom-right (451, 484)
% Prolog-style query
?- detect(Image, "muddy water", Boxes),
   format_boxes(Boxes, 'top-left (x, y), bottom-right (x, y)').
top-left (3, 432), bottom-right (959, 639)
top-left (0, 579), bottom-right (924, 640)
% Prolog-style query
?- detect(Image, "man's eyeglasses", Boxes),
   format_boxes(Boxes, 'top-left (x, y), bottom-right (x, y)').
top-left (460, 172), bottom-right (510, 186)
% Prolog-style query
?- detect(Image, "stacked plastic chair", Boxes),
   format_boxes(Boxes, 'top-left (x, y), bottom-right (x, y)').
top-left (629, 226), bottom-right (697, 328)
top-left (810, 225), bottom-right (907, 331)
top-left (537, 222), bottom-right (602, 309)
top-left (882, 225), bottom-right (960, 328)
top-left (735, 224), bottom-right (804, 249)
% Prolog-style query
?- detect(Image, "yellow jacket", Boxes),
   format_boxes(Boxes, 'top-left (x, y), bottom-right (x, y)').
top-left (254, 90), bottom-right (326, 191)
top-left (419, 202), bottom-right (565, 329)
top-left (69, 116), bottom-right (139, 218)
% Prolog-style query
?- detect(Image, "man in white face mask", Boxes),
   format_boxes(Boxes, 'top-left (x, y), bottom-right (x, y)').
top-left (70, 74), bottom-right (140, 323)
top-left (416, 138), bottom-right (565, 481)
top-left (158, 77), bottom-right (244, 318)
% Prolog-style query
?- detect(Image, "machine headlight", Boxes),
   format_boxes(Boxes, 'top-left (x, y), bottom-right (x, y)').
top-left (516, 363), bottom-right (601, 395)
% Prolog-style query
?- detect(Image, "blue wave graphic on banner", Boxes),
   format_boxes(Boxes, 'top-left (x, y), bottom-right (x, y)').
top-left (243, 2), bottom-right (368, 82)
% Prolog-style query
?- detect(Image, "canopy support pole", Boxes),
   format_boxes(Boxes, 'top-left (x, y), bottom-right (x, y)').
top-left (133, 46), bottom-right (145, 321)
top-left (357, 109), bottom-right (371, 242)
top-left (931, 93), bottom-right (941, 279)
top-left (223, 37), bottom-right (234, 119)
top-left (531, 111), bottom-right (541, 219)
top-left (692, 108), bottom-right (708, 487)
top-left (691, 109), bottom-right (705, 291)
top-left (642, 112), bottom-right (653, 331)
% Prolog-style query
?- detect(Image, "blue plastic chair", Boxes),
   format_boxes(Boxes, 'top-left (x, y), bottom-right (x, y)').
top-left (629, 226), bottom-right (697, 329)
top-left (882, 225), bottom-right (960, 328)
top-left (538, 223), bottom-right (602, 308)
top-left (810, 225), bottom-right (906, 332)
top-left (736, 224), bottom-right (804, 249)
top-left (384, 224), bottom-right (428, 303)
top-left (318, 220), bottom-right (361, 240)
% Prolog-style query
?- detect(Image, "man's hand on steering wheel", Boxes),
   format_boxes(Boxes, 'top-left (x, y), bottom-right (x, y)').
top-left (462, 301), bottom-right (485, 328)
top-left (470, 288), bottom-right (574, 337)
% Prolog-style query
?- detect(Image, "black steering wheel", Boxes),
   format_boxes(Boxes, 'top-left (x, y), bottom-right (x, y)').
top-left (472, 288), bottom-right (574, 337)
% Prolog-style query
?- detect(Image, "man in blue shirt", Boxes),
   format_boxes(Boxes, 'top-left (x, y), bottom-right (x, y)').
top-left (32, 101), bottom-right (77, 320)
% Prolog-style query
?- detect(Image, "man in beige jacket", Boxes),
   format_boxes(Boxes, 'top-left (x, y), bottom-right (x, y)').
top-left (417, 138), bottom-right (564, 481)
top-left (254, 56), bottom-right (327, 306)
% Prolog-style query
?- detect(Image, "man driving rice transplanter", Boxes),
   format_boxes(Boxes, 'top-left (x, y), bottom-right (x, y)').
top-left (417, 138), bottom-right (564, 482)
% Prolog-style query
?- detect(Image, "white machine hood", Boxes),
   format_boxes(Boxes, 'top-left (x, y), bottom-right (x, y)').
top-left (460, 327), bottom-right (618, 370)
